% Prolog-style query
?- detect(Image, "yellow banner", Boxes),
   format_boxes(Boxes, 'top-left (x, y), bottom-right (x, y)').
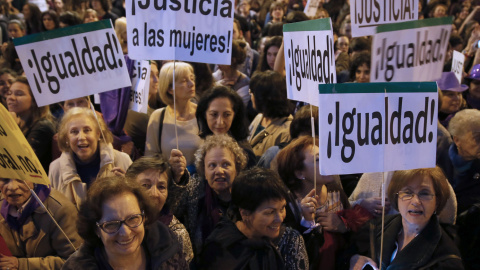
top-left (0, 105), bottom-right (50, 186)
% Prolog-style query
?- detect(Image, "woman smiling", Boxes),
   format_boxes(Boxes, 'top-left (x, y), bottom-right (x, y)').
top-left (201, 167), bottom-right (308, 269)
top-left (49, 107), bottom-right (132, 210)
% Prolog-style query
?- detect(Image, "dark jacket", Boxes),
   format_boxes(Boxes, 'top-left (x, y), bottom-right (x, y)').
top-left (62, 221), bottom-right (188, 270)
top-left (437, 143), bottom-right (480, 214)
top-left (353, 214), bottom-right (463, 270)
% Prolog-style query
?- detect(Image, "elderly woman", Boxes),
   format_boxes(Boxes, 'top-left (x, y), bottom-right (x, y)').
top-left (62, 176), bottom-right (187, 269)
top-left (173, 134), bottom-right (247, 260)
top-left (349, 167), bottom-right (463, 270)
top-left (145, 62), bottom-right (202, 173)
top-left (248, 71), bottom-right (293, 157)
top-left (195, 86), bottom-right (256, 167)
top-left (0, 178), bottom-right (82, 269)
top-left (201, 167), bottom-right (309, 269)
top-left (275, 136), bottom-right (370, 270)
top-left (49, 107), bottom-right (132, 210)
top-left (125, 156), bottom-right (194, 263)
top-left (438, 109), bottom-right (480, 214)
top-left (6, 77), bottom-right (56, 174)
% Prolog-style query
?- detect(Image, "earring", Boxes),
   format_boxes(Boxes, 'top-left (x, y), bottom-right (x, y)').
top-left (434, 210), bottom-right (437, 215)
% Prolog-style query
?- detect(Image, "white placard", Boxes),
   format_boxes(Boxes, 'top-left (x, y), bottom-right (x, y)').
top-left (304, 0), bottom-right (323, 17)
top-left (129, 60), bottom-right (150, 114)
top-left (283, 18), bottom-right (336, 106)
top-left (350, 0), bottom-right (418, 37)
top-left (371, 17), bottom-right (452, 83)
top-left (126, 0), bottom-right (234, 64)
top-left (451, 50), bottom-right (465, 84)
top-left (318, 82), bottom-right (438, 175)
top-left (30, 0), bottom-right (49, 11)
top-left (14, 20), bottom-right (131, 107)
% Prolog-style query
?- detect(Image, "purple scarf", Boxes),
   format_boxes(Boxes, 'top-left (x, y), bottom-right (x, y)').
top-left (1, 184), bottom-right (51, 231)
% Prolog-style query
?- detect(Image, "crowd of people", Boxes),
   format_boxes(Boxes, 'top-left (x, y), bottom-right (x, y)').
top-left (0, 0), bottom-right (480, 269)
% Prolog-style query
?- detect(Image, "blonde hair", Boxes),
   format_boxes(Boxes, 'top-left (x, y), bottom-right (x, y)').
top-left (57, 107), bottom-right (113, 152)
top-left (158, 62), bottom-right (195, 106)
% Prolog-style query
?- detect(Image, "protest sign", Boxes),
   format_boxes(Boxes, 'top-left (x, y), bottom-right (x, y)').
top-left (126, 0), bottom-right (234, 64)
top-left (304, 0), bottom-right (323, 17)
top-left (350, 0), bottom-right (418, 37)
top-left (0, 105), bottom-right (50, 186)
top-left (30, 0), bottom-right (49, 11)
top-left (14, 20), bottom-right (131, 107)
top-left (318, 82), bottom-right (437, 175)
top-left (129, 60), bottom-right (151, 114)
top-left (283, 18), bottom-right (336, 106)
top-left (371, 17), bottom-right (452, 83)
top-left (451, 50), bottom-right (465, 84)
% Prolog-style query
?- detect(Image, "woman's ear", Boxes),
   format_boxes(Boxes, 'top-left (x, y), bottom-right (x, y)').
top-left (294, 170), bottom-right (304, 180)
top-left (239, 208), bottom-right (251, 221)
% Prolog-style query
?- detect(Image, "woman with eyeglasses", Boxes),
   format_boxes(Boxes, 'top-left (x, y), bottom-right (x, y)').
top-left (349, 167), bottom-right (464, 270)
top-left (62, 176), bottom-right (187, 269)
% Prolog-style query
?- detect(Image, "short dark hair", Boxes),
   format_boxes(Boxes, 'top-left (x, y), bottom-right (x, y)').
top-left (92, 0), bottom-right (111, 12)
top-left (285, 11), bottom-right (309, 23)
top-left (196, 86), bottom-right (249, 141)
top-left (77, 176), bottom-right (157, 248)
top-left (230, 167), bottom-right (289, 221)
top-left (59, 11), bottom-right (82, 26)
top-left (250, 70), bottom-right (292, 118)
top-left (275, 136), bottom-right (319, 193)
top-left (231, 40), bottom-right (247, 68)
top-left (387, 167), bottom-right (450, 213)
top-left (350, 37), bottom-right (371, 53)
top-left (350, 51), bottom-right (371, 82)
top-left (290, 105), bottom-right (319, 139)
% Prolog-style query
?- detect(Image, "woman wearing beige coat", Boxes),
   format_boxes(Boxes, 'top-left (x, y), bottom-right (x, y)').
top-left (49, 108), bottom-right (131, 209)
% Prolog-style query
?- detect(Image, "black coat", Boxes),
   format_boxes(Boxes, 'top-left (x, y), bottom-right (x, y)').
top-left (353, 214), bottom-right (463, 270)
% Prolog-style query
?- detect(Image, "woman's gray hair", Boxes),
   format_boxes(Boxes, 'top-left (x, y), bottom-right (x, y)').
top-left (448, 109), bottom-right (480, 138)
top-left (194, 134), bottom-right (247, 177)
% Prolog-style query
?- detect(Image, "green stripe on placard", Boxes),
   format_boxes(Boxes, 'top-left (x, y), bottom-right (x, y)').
top-left (318, 82), bottom-right (438, 94)
top-left (283, 18), bottom-right (331, 32)
top-left (376, 17), bottom-right (453, 33)
top-left (14, 20), bottom-right (112, 46)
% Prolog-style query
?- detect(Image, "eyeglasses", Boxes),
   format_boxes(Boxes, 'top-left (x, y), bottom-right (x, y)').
top-left (397, 191), bottom-right (435, 201)
top-left (96, 211), bottom-right (145, 234)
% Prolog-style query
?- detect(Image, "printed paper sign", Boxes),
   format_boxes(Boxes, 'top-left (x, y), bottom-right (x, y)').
top-left (350, 0), bottom-right (418, 37)
top-left (14, 20), bottom-right (131, 107)
top-left (30, 0), bottom-right (49, 11)
top-left (126, 0), bottom-right (234, 64)
top-left (451, 50), bottom-right (465, 84)
top-left (129, 60), bottom-right (150, 114)
top-left (283, 18), bottom-right (336, 106)
top-left (371, 17), bottom-right (452, 83)
top-left (318, 82), bottom-right (438, 175)
top-left (0, 105), bottom-right (50, 186)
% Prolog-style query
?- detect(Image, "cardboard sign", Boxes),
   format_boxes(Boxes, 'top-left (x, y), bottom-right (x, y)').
top-left (14, 20), bottom-right (131, 107)
top-left (318, 82), bottom-right (438, 175)
top-left (126, 0), bottom-right (234, 64)
top-left (350, 0), bottom-right (418, 37)
top-left (451, 50), bottom-right (465, 84)
top-left (283, 18), bottom-right (336, 106)
top-left (371, 17), bottom-right (452, 83)
top-left (0, 105), bottom-right (50, 186)
top-left (129, 60), bottom-right (150, 113)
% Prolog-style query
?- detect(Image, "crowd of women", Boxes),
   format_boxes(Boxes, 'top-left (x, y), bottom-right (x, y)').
top-left (0, 0), bottom-right (480, 269)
